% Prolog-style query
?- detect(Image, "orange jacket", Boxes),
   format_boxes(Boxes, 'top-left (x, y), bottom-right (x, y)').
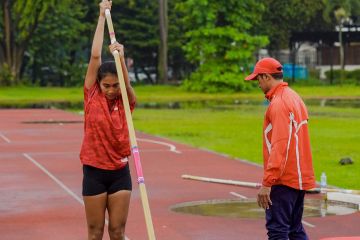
top-left (262, 82), bottom-right (315, 190)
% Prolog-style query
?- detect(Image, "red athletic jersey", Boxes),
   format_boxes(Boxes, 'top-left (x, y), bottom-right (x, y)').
top-left (262, 82), bottom-right (315, 190)
top-left (80, 83), bottom-right (135, 170)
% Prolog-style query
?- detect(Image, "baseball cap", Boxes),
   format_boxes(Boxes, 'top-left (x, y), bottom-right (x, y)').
top-left (245, 57), bottom-right (283, 81)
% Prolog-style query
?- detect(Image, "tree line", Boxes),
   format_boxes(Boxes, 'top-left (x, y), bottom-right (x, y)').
top-left (1, 0), bottom-right (359, 91)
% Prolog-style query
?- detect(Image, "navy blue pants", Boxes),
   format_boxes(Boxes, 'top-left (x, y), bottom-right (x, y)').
top-left (265, 185), bottom-right (308, 240)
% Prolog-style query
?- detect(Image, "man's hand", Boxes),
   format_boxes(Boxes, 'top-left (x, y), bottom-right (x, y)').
top-left (257, 186), bottom-right (272, 209)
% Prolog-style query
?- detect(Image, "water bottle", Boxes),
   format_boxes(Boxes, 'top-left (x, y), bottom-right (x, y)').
top-left (320, 172), bottom-right (327, 193)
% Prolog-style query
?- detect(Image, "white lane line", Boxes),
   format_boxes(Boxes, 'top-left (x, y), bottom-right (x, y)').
top-left (22, 153), bottom-right (130, 239)
top-left (138, 138), bottom-right (181, 154)
top-left (23, 153), bottom-right (84, 204)
top-left (24, 152), bottom-right (79, 155)
top-left (0, 133), bottom-right (11, 143)
top-left (228, 190), bottom-right (315, 228)
top-left (302, 220), bottom-right (315, 228)
top-left (229, 191), bottom-right (247, 199)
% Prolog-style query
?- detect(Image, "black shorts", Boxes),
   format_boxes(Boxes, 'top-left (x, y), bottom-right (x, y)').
top-left (82, 164), bottom-right (132, 196)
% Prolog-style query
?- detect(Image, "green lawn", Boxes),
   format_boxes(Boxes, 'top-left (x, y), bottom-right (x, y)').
top-left (0, 85), bottom-right (359, 106)
top-left (133, 105), bottom-right (360, 190)
top-left (1, 85), bottom-right (359, 189)
top-left (0, 87), bottom-right (83, 103)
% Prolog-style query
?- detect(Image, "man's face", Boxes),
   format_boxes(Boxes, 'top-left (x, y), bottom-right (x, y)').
top-left (257, 74), bottom-right (270, 94)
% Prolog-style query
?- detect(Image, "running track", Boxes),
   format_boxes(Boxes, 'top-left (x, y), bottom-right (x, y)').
top-left (0, 109), bottom-right (359, 240)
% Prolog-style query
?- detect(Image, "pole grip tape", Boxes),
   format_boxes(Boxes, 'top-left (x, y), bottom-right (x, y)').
top-left (132, 146), bottom-right (145, 183)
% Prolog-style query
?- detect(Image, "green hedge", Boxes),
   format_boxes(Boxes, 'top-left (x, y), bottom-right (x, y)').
top-left (324, 69), bottom-right (360, 85)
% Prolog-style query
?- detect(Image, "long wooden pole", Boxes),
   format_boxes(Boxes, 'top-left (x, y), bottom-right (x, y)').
top-left (182, 174), bottom-right (262, 188)
top-left (104, 7), bottom-right (156, 240)
top-left (182, 174), bottom-right (360, 195)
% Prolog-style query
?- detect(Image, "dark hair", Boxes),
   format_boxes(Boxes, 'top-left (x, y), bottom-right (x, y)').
top-left (271, 72), bottom-right (283, 80)
top-left (97, 61), bottom-right (117, 83)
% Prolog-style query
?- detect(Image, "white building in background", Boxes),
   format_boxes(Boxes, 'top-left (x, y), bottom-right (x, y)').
top-left (258, 40), bottom-right (360, 80)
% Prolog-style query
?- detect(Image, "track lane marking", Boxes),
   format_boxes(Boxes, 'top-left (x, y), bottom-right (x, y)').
top-left (229, 192), bottom-right (247, 199)
top-left (22, 153), bottom-right (130, 239)
top-left (302, 220), bottom-right (315, 228)
top-left (229, 191), bottom-right (315, 228)
top-left (138, 138), bottom-right (181, 154)
top-left (23, 153), bottom-right (83, 204)
top-left (0, 133), bottom-right (11, 143)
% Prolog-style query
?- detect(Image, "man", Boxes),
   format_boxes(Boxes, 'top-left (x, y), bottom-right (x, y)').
top-left (245, 58), bottom-right (316, 240)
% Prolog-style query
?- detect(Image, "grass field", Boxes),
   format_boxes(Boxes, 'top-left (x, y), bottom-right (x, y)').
top-left (133, 105), bottom-right (360, 189)
top-left (1, 85), bottom-right (359, 189)
top-left (0, 85), bottom-right (360, 105)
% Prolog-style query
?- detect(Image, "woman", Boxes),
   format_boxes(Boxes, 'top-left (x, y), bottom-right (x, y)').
top-left (80, 1), bottom-right (136, 239)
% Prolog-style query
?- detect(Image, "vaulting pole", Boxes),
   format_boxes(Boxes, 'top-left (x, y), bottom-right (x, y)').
top-left (182, 174), bottom-right (360, 195)
top-left (104, 5), bottom-right (156, 240)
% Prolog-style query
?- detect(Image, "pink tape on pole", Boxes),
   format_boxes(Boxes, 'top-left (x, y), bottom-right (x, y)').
top-left (109, 32), bottom-right (115, 36)
top-left (132, 147), bottom-right (144, 183)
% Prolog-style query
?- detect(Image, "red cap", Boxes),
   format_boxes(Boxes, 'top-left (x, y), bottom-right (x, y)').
top-left (245, 57), bottom-right (283, 81)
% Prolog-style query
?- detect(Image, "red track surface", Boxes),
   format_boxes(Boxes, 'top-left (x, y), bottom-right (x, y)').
top-left (0, 109), bottom-right (359, 240)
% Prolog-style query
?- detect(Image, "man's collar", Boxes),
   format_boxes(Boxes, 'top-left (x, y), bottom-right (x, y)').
top-left (265, 82), bottom-right (288, 100)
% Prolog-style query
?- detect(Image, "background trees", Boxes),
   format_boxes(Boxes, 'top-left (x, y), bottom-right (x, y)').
top-left (26, 1), bottom-right (88, 86)
top-left (1, 0), bottom-right (359, 89)
top-left (110, 0), bottom-right (159, 84)
top-left (1, 0), bottom-right (57, 84)
top-left (0, 0), bottom-right (87, 86)
top-left (256, 0), bottom-right (325, 52)
top-left (322, 0), bottom-right (360, 83)
top-left (177, 0), bottom-right (268, 92)
top-left (158, 0), bottom-right (168, 84)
